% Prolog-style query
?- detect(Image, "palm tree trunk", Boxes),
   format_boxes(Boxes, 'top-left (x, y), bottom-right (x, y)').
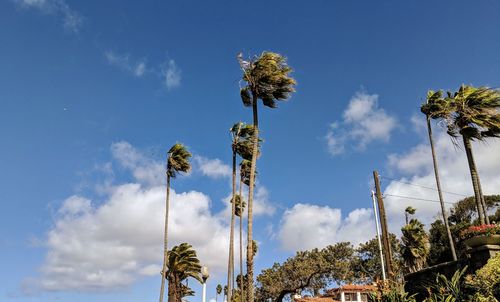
top-left (476, 174), bottom-right (490, 224)
top-left (167, 274), bottom-right (180, 302)
top-left (227, 151), bottom-right (237, 302)
top-left (239, 179), bottom-right (244, 302)
top-left (462, 136), bottom-right (486, 224)
top-left (246, 92), bottom-right (259, 302)
top-left (159, 174), bottom-right (171, 302)
top-left (426, 116), bottom-right (457, 261)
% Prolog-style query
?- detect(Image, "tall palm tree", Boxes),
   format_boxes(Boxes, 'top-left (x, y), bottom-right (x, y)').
top-left (165, 243), bottom-right (202, 302)
top-left (159, 144), bottom-right (192, 302)
top-left (238, 52), bottom-right (296, 302)
top-left (227, 122), bottom-right (255, 302)
top-left (421, 90), bottom-right (458, 261)
top-left (422, 85), bottom-right (500, 224)
top-left (216, 284), bottom-right (223, 302)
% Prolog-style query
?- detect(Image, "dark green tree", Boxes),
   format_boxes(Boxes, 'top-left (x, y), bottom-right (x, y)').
top-left (255, 242), bottom-right (355, 302)
top-left (353, 234), bottom-right (403, 282)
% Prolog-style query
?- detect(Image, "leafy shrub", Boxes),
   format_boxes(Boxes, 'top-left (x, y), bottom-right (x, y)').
top-left (465, 253), bottom-right (500, 301)
top-left (423, 267), bottom-right (468, 302)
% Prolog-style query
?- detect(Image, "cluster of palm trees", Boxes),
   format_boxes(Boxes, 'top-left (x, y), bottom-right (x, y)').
top-left (153, 57), bottom-right (500, 302)
top-left (157, 52), bottom-right (296, 302)
top-left (420, 85), bottom-right (500, 261)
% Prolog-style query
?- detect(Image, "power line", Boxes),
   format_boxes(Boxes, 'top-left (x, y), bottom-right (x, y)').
top-left (380, 175), bottom-right (468, 197)
top-left (383, 193), bottom-right (455, 205)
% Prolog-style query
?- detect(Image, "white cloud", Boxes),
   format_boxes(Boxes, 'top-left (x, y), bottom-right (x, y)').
top-left (105, 51), bottom-right (148, 78)
top-left (14, 0), bottom-right (83, 33)
top-left (32, 142), bottom-right (232, 291)
top-left (162, 59), bottom-right (181, 89)
top-left (325, 123), bottom-right (345, 156)
top-left (384, 123), bottom-right (500, 232)
top-left (278, 203), bottom-right (375, 252)
top-left (110, 141), bottom-right (164, 186)
top-left (194, 156), bottom-right (231, 179)
top-left (253, 186), bottom-right (277, 216)
top-left (325, 90), bottom-right (398, 156)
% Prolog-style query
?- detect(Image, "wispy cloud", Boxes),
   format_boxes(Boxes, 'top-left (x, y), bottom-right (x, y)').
top-left (161, 59), bottom-right (181, 89)
top-left (13, 0), bottom-right (83, 33)
top-left (325, 90), bottom-right (398, 156)
top-left (104, 51), bottom-right (148, 77)
top-left (104, 51), bottom-right (181, 89)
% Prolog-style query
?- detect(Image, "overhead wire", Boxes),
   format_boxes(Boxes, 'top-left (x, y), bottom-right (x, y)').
top-left (383, 193), bottom-right (455, 205)
top-left (380, 175), bottom-right (468, 197)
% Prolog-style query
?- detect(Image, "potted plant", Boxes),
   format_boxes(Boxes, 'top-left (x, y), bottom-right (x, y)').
top-left (460, 224), bottom-right (500, 248)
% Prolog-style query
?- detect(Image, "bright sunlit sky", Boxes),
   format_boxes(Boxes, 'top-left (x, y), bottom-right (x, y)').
top-left (1, 1), bottom-right (500, 301)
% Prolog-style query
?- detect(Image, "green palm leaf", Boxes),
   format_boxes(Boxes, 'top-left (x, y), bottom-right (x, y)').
top-left (167, 144), bottom-right (192, 178)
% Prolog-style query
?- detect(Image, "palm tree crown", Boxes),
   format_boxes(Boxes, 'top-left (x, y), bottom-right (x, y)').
top-left (166, 243), bottom-right (202, 302)
top-left (239, 52), bottom-right (296, 108)
top-left (231, 122), bottom-right (259, 160)
top-left (167, 143), bottom-right (192, 178)
top-left (167, 243), bottom-right (202, 282)
top-left (422, 86), bottom-right (500, 141)
top-left (239, 160), bottom-right (256, 187)
top-left (233, 194), bottom-right (246, 218)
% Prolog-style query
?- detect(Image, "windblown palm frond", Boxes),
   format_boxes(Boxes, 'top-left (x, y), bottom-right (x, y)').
top-left (423, 85), bottom-right (500, 142)
top-left (166, 243), bottom-right (202, 283)
top-left (167, 144), bottom-right (192, 178)
top-left (448, 85), bottom-right (500, 140)
top-left (240, 160), bottom-right (256, 187)
top-left (232, 194), bottom-right (246, 217)
top-left (238, 52), bottom-right (297, 108)
top-left (230, 122), bottom-right (261, 160)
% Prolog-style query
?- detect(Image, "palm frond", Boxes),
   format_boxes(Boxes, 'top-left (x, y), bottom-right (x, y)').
top-left (167, 143), bottom-right (192, 178)
top-left (238, 51), bottom-right (297, 109)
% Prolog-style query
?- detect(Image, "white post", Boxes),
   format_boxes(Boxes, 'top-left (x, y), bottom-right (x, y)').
top-left (201, 266), bottom-right (209, 302)
top-left (371, 190), bottom-right (387, 281)
top-left (341, 292), bottom-right (345, 302)
top-left (202, 282), bottom-right (207, 302)
top-left (356, 292), bottom-right (361, 302)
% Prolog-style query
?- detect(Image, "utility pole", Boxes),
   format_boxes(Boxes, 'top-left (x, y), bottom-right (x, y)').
top-left (371, 190), bottom-right (386, 281)
top-left (426, 114), bottom-right (458, 261)
top-left (373, 170), bottom-right (393, 278)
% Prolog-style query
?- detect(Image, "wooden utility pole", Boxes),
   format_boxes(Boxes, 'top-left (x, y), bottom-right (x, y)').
top-left (373, 170), bottom-right (393, 278)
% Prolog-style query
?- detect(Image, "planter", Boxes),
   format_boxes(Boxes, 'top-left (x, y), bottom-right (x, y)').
top-left (464, 235), bottom-right (500, 248)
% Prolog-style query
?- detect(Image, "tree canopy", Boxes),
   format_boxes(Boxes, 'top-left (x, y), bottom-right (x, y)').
top-left (255, 242), bottom-right (355, 302)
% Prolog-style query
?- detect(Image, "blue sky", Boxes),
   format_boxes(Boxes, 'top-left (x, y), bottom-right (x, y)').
top-left (1, 0), bottom-right (500, 301)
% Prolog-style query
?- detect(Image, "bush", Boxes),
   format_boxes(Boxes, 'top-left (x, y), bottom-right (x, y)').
top-left (465, 253), bottom-right (500, 301)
